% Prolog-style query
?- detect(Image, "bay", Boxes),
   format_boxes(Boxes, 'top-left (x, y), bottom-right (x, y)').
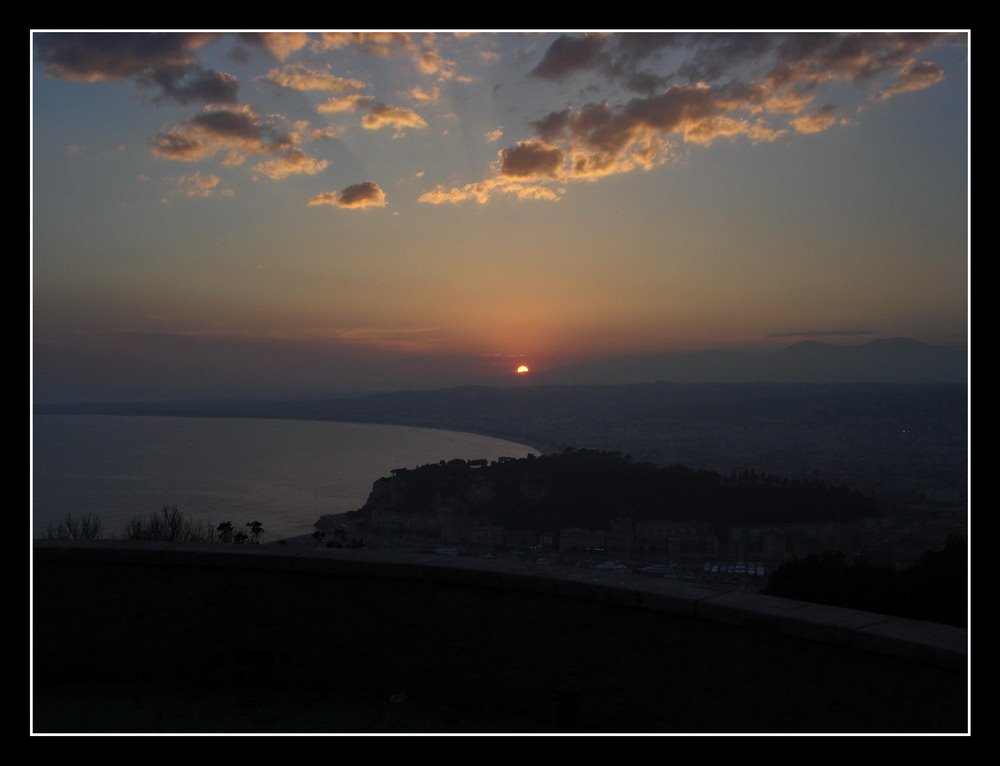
top-left (32, 414), bottom-right (537, 541)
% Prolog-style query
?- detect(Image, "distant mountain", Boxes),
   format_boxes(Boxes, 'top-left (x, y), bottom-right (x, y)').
top-left (538, 338), bottom-right (966, 385)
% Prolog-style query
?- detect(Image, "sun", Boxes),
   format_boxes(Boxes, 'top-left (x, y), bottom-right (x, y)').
top-left (515, 364), bottom-right (530, 375)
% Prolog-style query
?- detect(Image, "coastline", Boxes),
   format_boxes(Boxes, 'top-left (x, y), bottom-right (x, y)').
top-left (33, 414), bottom-right (544, 542)
top-left (33, 409), bottom-right (552, 457)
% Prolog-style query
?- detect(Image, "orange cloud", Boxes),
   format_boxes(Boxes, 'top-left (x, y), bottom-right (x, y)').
top-left (317, 95), bottom-right (376, 113)
top-left (265, 64), bottom-right (366, 93)
top-left (790, 105), bottom-right (840, 134)
top-left (241, 32), bottom-right (310, 61)
top-left (361, 103), bottom-right (428, 131)
top-left (318, 31), bottom-right (459, 81)
top-left (309, 181), bottom-right (387, 209)
top-left (252, 148), bottom-right (329, 180)
top-left (319, 32), bottom-right (417, 57)
top-left (310, 125), bottom-right (343, 140)
top-left (429, 79), bottom-right (804, 203)
top-left (484, 126), bottom-right (504, 143)
top-left (419, 176), bottom-right (563, 205)
top-left (177, 170), bottom-right (220, 197)
top-left (402, 84), bottom-right (441, 104)
top-left (874, 59), bottom-right (946, 101)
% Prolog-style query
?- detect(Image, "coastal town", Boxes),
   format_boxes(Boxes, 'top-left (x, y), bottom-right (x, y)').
top-left (313, 453), bottom-right (966, 588)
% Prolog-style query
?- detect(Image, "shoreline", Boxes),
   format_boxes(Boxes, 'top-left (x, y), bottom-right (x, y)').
top-left (32, 415), bottom-right (548, 542)
top-left (33, 410), bottom-right (553, 457)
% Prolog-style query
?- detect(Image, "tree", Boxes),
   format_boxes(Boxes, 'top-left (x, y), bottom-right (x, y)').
top-left (246, 521), bottom-right (264, 544)
top-left (216, 521), bottom-right (234, 543)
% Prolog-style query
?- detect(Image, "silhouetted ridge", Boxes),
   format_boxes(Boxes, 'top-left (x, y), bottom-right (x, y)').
top-left (356, 449), bottom-right (877, 535)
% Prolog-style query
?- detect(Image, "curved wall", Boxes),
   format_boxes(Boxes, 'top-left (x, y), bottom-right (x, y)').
top-left (32, 542), bottom-right (967, 732)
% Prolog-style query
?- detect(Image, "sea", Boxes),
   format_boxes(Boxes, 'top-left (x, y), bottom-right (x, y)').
top-left (32, 414), bottom-right (538, 541)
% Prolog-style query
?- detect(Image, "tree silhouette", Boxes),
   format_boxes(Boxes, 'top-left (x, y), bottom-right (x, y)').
top-left (216, 521), bottom-right (234, 543)
top-left (246, 521), bottom-right (264, 544)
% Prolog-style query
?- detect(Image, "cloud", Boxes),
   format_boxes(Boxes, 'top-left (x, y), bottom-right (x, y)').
top-left (431, 78), bottom-right (805, 203)
top-left (418, 176), bottom-right (563, 205)
top-left (484, 126), bottom-right (504, 143)
top-left (252, 148), bottom-right (329, 180)
top-left (361, 103), bottom-right (428, 131)
top-left (874, 59), bottom-right (946, 101)
top-left (765, 33), bottom-right (950, 91)
top-left (150, 103), bottom-right (325, 179)
top-left (239, 32), bottom-right (310, 61)
top-left (310, 125), bottom-right (343, 140)
top-left (528, 83), bottom-right (784, 179)
top-left (480, 50), bottom-right (500, 63)
top-left (36, 32), bottom-right (216, 81)
top-left (309, 181), bottom-right (387, 209)
top-left (401, 84), bottom-right (441, 104)
top-left (264, 64), bottom-right (366, 93)
top-left (319, 32), bottom-right (417, 57)
top-left (150, 104), bottom-right (275, 161)
top-left (177, 170), bottom-right (220, 197)
top-left (499, 140), bottom-right (563, 178)
top-left (790, 104), bottom-right (840, 134)
top-left (529, 31), bottom-right (958, 102)
top-left (35, 32), bottom-right (237, 104)
top-left (155, 68), bottom-right (238, 105)
top-left (317, 95), bottom-right (376, 113)
top-left (531, 33), bottom-right (608, 80)
top-left (318, 31), bottom-right (460, 81)
top-left (531, 33), bottom-right (672, 94)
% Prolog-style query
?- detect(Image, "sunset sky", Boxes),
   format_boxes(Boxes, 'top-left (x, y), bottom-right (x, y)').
top-left (32, 31), bottom-right (969, 401)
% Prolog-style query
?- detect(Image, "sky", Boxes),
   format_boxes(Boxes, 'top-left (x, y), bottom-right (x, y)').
top-left (31, 31), bottom-right (969, 401)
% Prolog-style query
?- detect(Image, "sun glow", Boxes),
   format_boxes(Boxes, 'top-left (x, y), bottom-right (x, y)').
top-left (515, 364), bottom-right (530, 374)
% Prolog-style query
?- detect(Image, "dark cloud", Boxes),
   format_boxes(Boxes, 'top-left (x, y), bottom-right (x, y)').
top-left (766, 32), bottom-right (955, 92)
top-left (35, 32), bottom-right (236, 104)
top-left (151, 66), bottom-right (238, 104)
top-left (150, 104), bottom-right (299, 166)
top-left (309, 181), bottom-right (387, 209)
top-left (226, 45), bottom-right (252, 64)
top-left (674, 33), bottom-right (774, 81)
top-left (499, 141), bottom-right (563, 178)
top-left (191, 107), bottom-right (267, 142)
top-left (529, 31), bottom-right (959, 100)
top-left (531, 33), bottom-right (607, 80)
top-left (532, 33), bottom-right (673, 94)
